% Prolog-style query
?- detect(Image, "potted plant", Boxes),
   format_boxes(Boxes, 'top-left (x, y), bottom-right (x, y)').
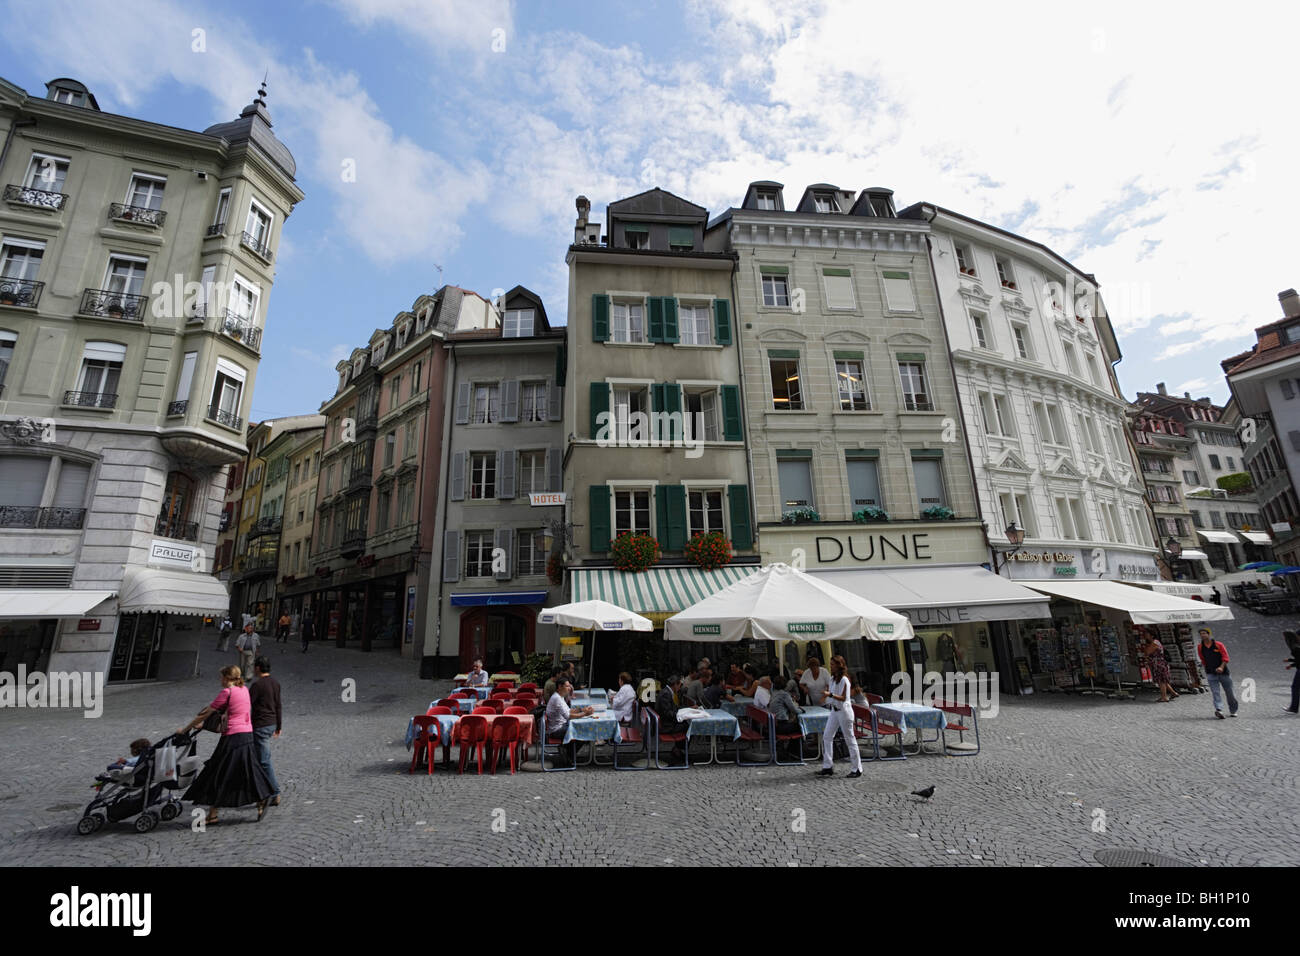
top-left (853, 506), bottom-right (890, 523)
top-left (106, 302), bottom-right (124, 317)
top-left (546, 553), bottom-right (564, 586)
top-left (610, 531), bottom-right (659, 572)
top-left (0, 292), bottom-right (15, 306)
top-left (921, 505), bottom-right (956, 520)
top-left (780, 506), bottom-right (820, 525)
top-left (684, 531), bottom-right (732, 571)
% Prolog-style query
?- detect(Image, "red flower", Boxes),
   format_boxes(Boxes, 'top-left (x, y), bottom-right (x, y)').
top-left (685, 531), bottom-right (733, 571)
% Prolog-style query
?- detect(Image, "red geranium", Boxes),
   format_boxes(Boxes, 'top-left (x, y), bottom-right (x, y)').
top-left (611, 531), bottom-right (659, 572)
top-left (684, 531), bottom-right (732, 571)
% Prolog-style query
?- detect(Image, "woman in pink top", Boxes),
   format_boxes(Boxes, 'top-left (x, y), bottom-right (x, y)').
top-left (179, 665), bottom-right (274, 824)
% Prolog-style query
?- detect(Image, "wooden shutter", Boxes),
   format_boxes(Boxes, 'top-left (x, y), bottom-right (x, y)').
top-left (721, 385), bottom-right (743, 441)
top-left (546, 446), bottom-right (562, 492)
top-left (442, 530), bottom-right (461, 582)
top-left (589, 485), bottom-right (611, 552)
top-left (714, 299), bottom-right (733, 345)
top-left (500, 379), bottom-right (519, 422)
top-left (728, 484), bottom-right (752, 549)
top-left (651, 384), bottom-right (666, 441)
top-left (664, 484), bottom-right (687, 550)
top-left (454, 381), bottom-right (471, 424)
top-left (648, 296), bottom-right (665, 342)
top-left (497, 449), bottom-right (515, 498)
top-left (494, 527), bottom-right (512, 580)
top-left (655, 486), bottom-right (669, 545)
top-left (663, 298), bottom-right (679, 343)
top-left (450, 450), bottom-right (467, 501)
top-left (589, 382), bottom-right (609, 439)
top-left (547, 380), bottom-right (562, 421)
top-left (659, 383), bottom-right (681, 442)
top-left (592, 294), bottom-right (610, 342)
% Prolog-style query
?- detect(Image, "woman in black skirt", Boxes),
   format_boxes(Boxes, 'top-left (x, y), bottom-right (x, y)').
top-left (179, 665), bottom-right (274, 824)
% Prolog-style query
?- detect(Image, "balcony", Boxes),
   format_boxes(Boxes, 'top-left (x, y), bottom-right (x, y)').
top-left (339, 526), bottom-right (367, 558)
top-left (108, 202), bottom-right (166, 228)
top-left (80, 288), bottom-right (147, 322)
top-left (249, 515), bottom-right (283, 539)
top-left (4, 183), bottom-right (67, 211)
top-left (167, 400), bottom-right (188, 417)
top-left (347, 465), bottom-right (373, 491)
top-left (0, 506), bottom-right (86, 529)
top-left (206, 221), bottom-right (226, 237)
top-left (206, 404), bottom-right (243, 431)
top-left (240, 554), bottom-right (279, 576)
top-left (220, 310), bottom-right (262, 352)
top-left (240, 231), bottom-right (273, 262)
top-left (64, 390), bottom-right (116, 409)
top-left (155, 515), bottom-right (199, 541)
top-left (0, 276), bottom-right (44, 309)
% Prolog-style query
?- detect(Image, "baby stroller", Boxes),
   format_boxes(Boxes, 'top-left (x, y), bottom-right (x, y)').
top-left (77, 730), bottom-right (203, 835)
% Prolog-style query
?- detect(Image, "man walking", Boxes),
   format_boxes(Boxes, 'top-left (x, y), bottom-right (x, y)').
top-left (236, 623), bottom-right (261, 680)
top-left (1196, 627), bottom-right (1239, 719)
top-left (300, 613), bottom-right (315, 654)
top-left (277, 611), bottom-right (291, 643)
top-left (216, 615), bottom-right (233, 652)
top-left (249, 657), bottom-right (282, 807)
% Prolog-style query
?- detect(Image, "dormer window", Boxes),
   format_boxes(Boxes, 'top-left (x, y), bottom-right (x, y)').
top-left (624, 223), bottom-right (649, 249)
top-left (52, 87), bottom-right (86, 107)
top-left (814, 193), bottom-right (838, 213)
top-left (503, 309), bottom-right (534, 337)
top-left (396, 321), bottom-right (411, 347)
top-left (866, 192), bottom-right (895, 218)
top-left (756, 190), bottom-right (778, 211)
top-left (417, 306), bottom-right (431, 332)
top-left (668, 226), bottom-right (694, 252)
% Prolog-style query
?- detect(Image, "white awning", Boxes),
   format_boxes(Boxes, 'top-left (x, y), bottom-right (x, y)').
top-left (808, 565), bottom-right (1052, 624)
top-left (1021, 580), bottom-right (1234, 624)
top-left (1239, 531), bottom-right (1273, 545)
top-left (1179, 549), bottom-right (1210, 560)
top-left (1197, 530), bottom-right (1241, 544)
top-left (118, 567), bottom-right (229, 617)
top-left (0, 589), bottom-right (115, 619)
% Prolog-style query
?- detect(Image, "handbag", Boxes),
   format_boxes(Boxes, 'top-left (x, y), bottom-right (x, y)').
top-left (201, 707), bottom-right (228, 734)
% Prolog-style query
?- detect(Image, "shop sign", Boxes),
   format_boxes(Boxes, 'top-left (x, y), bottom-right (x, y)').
top-left (1272, 522), bottom-right (1292, 534)
top-left (693, 624), bottom-right (721, 635)
top-left (528, 492), bottom-right (566, 506)
top-left (357, 555), bottom-right (375, 569)
top-left (600, 620), bottom-right (625, 629)
top-left (878, 623), bottom-right (895, 635)
top-left (1010, 551), bottom-right (1076, 564)
top-left (316, 566), bottom-right (333, 578)
top-left (763, 522), bottom-right (988, 568)
top-left (814, 534), bottom-right (934, 565)
top-left (1053, 566), bottom-right (1079, 576)
top-left (1116, 562), bottom-right (1160, 581)
top-left (788, 622), bottom-right (825, 634)
top-left (77, 619), bottom-right (101, 631)
top-left (148, 540), bottom-right (202, 571)
top-left (899, 606), bottom-right (971, 625)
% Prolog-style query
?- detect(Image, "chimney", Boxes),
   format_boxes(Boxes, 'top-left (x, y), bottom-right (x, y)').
top-left (574, 195), bottom-right (598, 245)
top-left (1156, 382), bottom-right (1167, 395)
top-left (1184, 392), bottom-right (1192, 399)
top-left (1281, 289), bottom-right (1300, 318)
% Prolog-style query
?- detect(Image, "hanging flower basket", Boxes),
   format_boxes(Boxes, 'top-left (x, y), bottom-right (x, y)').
top-left (853, 507), bottom-right (890, 523)
top-left (684, 531), bottom-right (732, 571)
top-left (780, 507), bottom-right (820, 525)
top-left (546, 553), bottom-right (564, 586)
top-left (611, 531), bottom-right (659, 572)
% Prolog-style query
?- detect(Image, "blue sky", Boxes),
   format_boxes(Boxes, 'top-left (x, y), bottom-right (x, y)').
top-left (5, 0), bottom-right (1296, 419)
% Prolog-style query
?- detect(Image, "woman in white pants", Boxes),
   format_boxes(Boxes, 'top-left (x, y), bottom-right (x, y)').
top-left (817, 656), bottom-right (862, 778)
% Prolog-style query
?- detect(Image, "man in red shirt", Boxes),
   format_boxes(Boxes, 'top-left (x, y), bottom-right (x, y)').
top-left (1196, 628), bottom-right (1238, 719)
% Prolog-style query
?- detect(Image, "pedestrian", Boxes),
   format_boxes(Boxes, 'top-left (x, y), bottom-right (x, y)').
top-left (276, 611), bottom-right (290, 643)
top-left (1284, 630), bottom-right (1299, 715)
top-left (177, 665), bottom-right (274, 824)
top-left (1196, 627), bottom-right (1238, 719)
top-left (1138, 631), bottom-right (1180, 703)
top-left (300, 613), bottom-right (314, 654)
top-left (236, 623), bottom-right (261, 680)
top-left (216, 615), bottom-right (233, 652)
top-left (248, 657), bottom-right (282, 807)
top-left (816, 656), bottom-right (861, 778)
top-left (1210, 587), bottom-right (1222, 606)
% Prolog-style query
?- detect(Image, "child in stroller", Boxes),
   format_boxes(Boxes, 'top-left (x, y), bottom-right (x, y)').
top-left (78, 730), bottom-right (203, 835)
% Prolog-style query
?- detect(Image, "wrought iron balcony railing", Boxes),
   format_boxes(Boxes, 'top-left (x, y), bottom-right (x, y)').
top-left (4, 183), bottom-right (67, 211)
top-left (64, 390), bottom-right (116, 409)
top-left (80, 288), bottom-right (147, 321)
top-left (249, 515), bottom-right (283, 538)
top-left (347, 465), bottom-right (373, 491)
top-left (221, 310), bottom-right (262, 352)
top-left (241, 555), bottom-right (280, 574)
top-left (206, 404), bottom-right (243, 430)
top-left (109, 202), bottom-right (166, 227)
top-left (206, 221), bottom-right (226, 237)
top-left (0, 505), bottom-right (86, 529)
top-left (155, 516), bottom-right (199, 541)
top-left (240, 231), bottom-right (273, 262)
top-left (0, 276), bottom-right (44, 309)
top-left (167, 400), bottom-right (188, 416)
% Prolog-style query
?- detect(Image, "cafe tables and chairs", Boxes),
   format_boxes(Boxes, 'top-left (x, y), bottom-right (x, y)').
top-left (646, 708), bottom-right (689, 770)
top-left (489, 716), bottom-right (523, 774)
top-left (613, 706), bottom-right (650, 771)
top-left (737, 706), bottom-right (773, 767)
top-left (456, 715), bottom-right (491, 775)
top-left (870, 699), bottom-right (948, 755)
top-left (682, 708), bottom-right (741, 765)
top-left (933, 701), bottom-right (980, 755)
top-left (409, 715), bottom-right (441, 774)
top-left (851, 703), bottom-right (901, 762)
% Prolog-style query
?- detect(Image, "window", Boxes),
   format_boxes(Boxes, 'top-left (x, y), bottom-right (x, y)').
top-left (1286, 380), bottom-right (1298, 400)
top-left (0, 331), bottom-right (15, 390)
top-left (126, 174), bottom-right (165, 211)
top-left (23, 153), bottom-right (69, 196)
top-left (687, 488), bottom-right (726, 535)
top-left (761, 273), bottom-right (790, 307)
top-left (971, 311), bottom-right (991, 349)
top-left (614, 488), bottom-right (652, 536)
top-left (401, 421), bottom-right (416, 461)
top-left (912, 457), bottom-right (947, 509)
top-left (611, 302), bottom-right (645, 343)
top-left (846, 457), bottom-right (882, 508)
top-left (882, 271), bottom-right (916, 312)
top-left (978, 392), bottom-right (997, 434)
top-left (469, 453), bottom-right (496, 499)
top-left (212, 188), bottom-right (231, 229)
top-left (77, 341), bottom-right (125, 404)
top-left (898, 361), bottom-right (932, 411)
top-left (1075, 413), bottom-right (1095, 454)
top-left (994, 394), bottom-right (1016, 437)
top-left (1012, 323), bottom-right (1031, 359)
top-left (679, 304), bottom-right (711, 345)
top-left (625, 225), bottom-right (649, 250)
top-left (668, 226), bottom-right (694, 252)
top-left (383, 431), bottom-right (396, 468)
top-left (1062, 342), bottom-right (1080, 377)
top-left (1055, 497), bottom-right (1076, 539)
top-left (412, 362), bottom-right (423, 392)
top-left (472, 384), bottom-right (500, 424)
top-left (292, 462), bottom-right (301, 486)
top-left (813, 193), bottom-right (838, 213)
top-left (229, 274), bottom-right (260, 321)
top-left (244, 200), bottom-right (272, 250)
top-left (770, 357), bottom-right (803, 410)
top-left (1084, 351), bottom-right (1103, 388)
top-left (1071, 499), bottom-right (1090, 540)
top-left (778, 460), bottom-right (814, 512)
top-left (1227, 456), bottom-right (1235, 469)
top-left (1209, 454), bottom-right (1221, 470)
top-left (52, 87), bottom-right (86, 106)
top-left (1085, 418), bottom-right (1103, 456)
top-left (521, 382), bottom-right (548, 422)
top-left (1, 238), bottom-right (45, 280)
top-left (996, 492), bottom-right (1035, 537)
top-left (518, 451), bottom-right (546, 495)
top-left (1210, 511), bottom-right (1224, 528)
top-left (954, 243), bottom-right (976, 276)
top-left (995, 256), bottom-right (1016, 290)
top-left (1100, 501), bottom-right (1118, 541)
top-left (504, 309), bottom-right (535, 337)
top-left (756, 190), bottom-right (778, 210)
top-left (677, 387), bottom-right (717, 442)
top-left (612, 385), bottom-right (649, 441)
top-left (835, 359), bottom-right (869, 411)
top-left (517, 530), bottom-right (547, 575)
top-left (376, 486), bottom-right (392, 533)
top-left (822, 268), bottom-right (855, 310)
top-left (466, 531), bottom-right (495, 577)
top-left (389, 376), bottom-right (401, 409)
top-left (1183, 470), bottom-right (1201, 485)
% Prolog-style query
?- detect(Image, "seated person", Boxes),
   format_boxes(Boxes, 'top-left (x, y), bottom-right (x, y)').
top-left (542, 665), bottom-right (565, 704)
top-left (851, 671), bottom-right (870, 706)
top-left (465, 659), bottom-right (490, 688)
top-left (681, 667), bottom-right (705, 705)
top-left (701, 672), bottom-right (725, 709)
top-left (737, 663), bottom-right (762, 698)
top-left (724, 663), bottom-right (746, 690)
top-left (545, 679), bottom-right (594, 765)
top-left (107, 737), bottom-right (153, 773)
top-left (766, 682), bottom-right (803, 736)
top-left (654, 675), bottom-right (689, 761)
top-left (754, 676), bottom-right (773, 709)
top-left (609, 672), bottom-right (638, 724)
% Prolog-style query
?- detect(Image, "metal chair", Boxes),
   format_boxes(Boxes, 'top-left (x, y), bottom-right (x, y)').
top-left (613, 703), bottom-right (650, 771)
top-left (737, 706), bottom-right (773, 766)
top-left (647, 708), bottom-right (689, 770)
top-left (539, 714), bottom-right (576, 772)
top-left (934, 700), bottom-right (980, 756)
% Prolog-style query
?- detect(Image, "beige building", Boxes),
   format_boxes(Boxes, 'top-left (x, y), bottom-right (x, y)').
top-left (276, 427), bottom-right (323, 623)
top-left (0, 76), bottom-right (301, 681)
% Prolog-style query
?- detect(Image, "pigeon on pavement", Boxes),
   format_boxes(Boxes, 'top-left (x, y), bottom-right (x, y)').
top-left (911, 785), bottom-right (935, 801)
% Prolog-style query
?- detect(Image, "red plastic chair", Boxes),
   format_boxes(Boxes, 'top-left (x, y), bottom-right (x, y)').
top-left (503, 705), bottom-right (529, 715)
top-left (494, 681), bottom-right (515, 691)
top-left (647, 708), bottom-right (689, 770)
top-left (427, 705), bottom-right (453, 716)
top-left (435, 698), bottom-right (460, 710)
top-left (457, 715), bottom-right (490, 775)
top-left (513, 696), bottom-right (538, 710)
top-left (517, 683), bottom-right (538, 694)
top-left (409, 715), bottom-right (440, 775)
top-left (490, 716), bottom-right (522, 774)
top-left (935, 700), bottom-right (980, 756)
top-left (489, 691), bottom-right (512, 701)
top-left (480, 698), bottom-right (505, 714)
top-left (472, 705), bottom-right (497, 716)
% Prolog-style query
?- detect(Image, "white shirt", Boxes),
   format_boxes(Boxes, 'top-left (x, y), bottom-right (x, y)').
top-left (544, 692), bottom-right (571, 736)
top-left (610, 684), bottom-right (637, 723)
top-left (754, 685), bottom-right (772, 709)
top-left (800, 668), bottom-right (831, 704)
top-left (824, 675), bottom-right (850, 711)
top-left (466, 668), bottom-right (489, 687)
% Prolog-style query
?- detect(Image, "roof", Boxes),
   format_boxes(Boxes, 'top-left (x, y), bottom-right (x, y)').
top-left (201, 84), bottom-right (297, 179)
top-left (1224, 340), bottom-right (1300, 377)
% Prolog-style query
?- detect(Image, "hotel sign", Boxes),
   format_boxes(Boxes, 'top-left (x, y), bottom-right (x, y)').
top-left (148, 540), bottom-right (202, 571)
top-left (529, 493), bottom-right (567, 507)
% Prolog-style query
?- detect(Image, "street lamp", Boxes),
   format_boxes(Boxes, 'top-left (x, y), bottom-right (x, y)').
top-left (1165, 536), bottom-right (1182, 559)
top-left (990, 521), bottom-right (1026, 575)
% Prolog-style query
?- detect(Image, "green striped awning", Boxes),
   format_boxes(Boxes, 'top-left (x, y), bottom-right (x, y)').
top-left (572, 565), bottom-right (759, 614)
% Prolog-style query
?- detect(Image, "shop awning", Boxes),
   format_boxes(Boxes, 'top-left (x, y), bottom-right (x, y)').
top-left (571, 565), bottom-right (760, 614)
top-left (1197, 530), bottom-right (1241, 544)
top-left (0, 589), bottom-right (115, 619)
top-left (1239, 531), bottom-right (1273, 545)
top-left (1180, 549), bottom-right (1210, 560)
top-left (118, 567), bottom-right (229, 617)
top-left (1021, 580), bottom-right (1234, 624)
top-left (1147, 581), bottom-right (1216, 600)
top-left (450, 590), bottom-right (548, 607)
top-left (808, 565), bottom-right (1051, 624)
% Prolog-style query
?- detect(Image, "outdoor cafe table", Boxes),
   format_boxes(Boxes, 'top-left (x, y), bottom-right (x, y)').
top-left (405, 710), bottom-right (460, 768)
top-left (721, 696), bottom-right (754, 718)
top-left (871, 701), bottom-right (948, 753)
top-left (683, 708), bottom-right (741, 764)
top-left (446, 696), bottom-right (477, 713)
top-left (559, 713), bottom-right (622, 765)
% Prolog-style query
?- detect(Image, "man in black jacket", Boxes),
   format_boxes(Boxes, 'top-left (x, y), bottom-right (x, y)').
top-left (655, 675), bottom-right (688, 763)
top-left (249, 657), bottom-right (282, 805)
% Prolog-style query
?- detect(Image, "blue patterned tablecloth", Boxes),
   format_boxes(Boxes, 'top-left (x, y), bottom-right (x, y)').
top-left (683, 708), bottom-right (741, 741)
top-left (405, 713), bottom-right (459, 750)
top-left (721, 697), bottom-right (755, 717)
top-left (797, 706), bottom-right (832, 736)
top-left (443, 697), bottom-right (476, 713)
top-left (561, 715), bottom-right (622, 745)
top-left (872, 701), bottom-right (948, 732)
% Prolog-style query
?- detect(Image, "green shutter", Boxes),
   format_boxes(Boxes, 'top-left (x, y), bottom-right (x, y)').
top-left (823, 267), bottom-right (851, 277)
top-left (660, 382), bottom-right (681, 442)
top-left (589, 382), bottom-right (609, 439)
top-left (651, 383), bottom-right (666, 440)
top-left (663, 297), bottom-right (679, 343)
top-left (721, 385), bottom-right (743, 441)
top-left (896, 352), bottom-right (926, 362)
top-left (668, 226), bottom-right (693, 247)
top-left (714, 299), bottom-right (733, 346)
top-left (776, 449), bottom-right (813, 460)
top-left (648, 296), bottom-right (665, 342)
top-left (759, 265), bottom-right (790, 275)
top-left (555, 342), bottom-right (567, 387)
top-left (832, 349), bottom-right (864, 360)
top-left (655, 486), bottom-right (669, 544)
top-left (623, 222), bottom-right (648, 233)
top-left (592, 294), bottom-right (609, 342)
top-left (882, 270), bottom-right (910, 280)
top-left (728, 485), bottom-right (753, 550)
top-left (665, 484), bottom-right (687, 550)
top-left (589, 485), bottom-right (611, 552)
top-left (910, 449), bottom-right (944, 459)
top-left (845, 448), bottom-right (880, 460)
top-left (768, 348), bottom-right (799, 359)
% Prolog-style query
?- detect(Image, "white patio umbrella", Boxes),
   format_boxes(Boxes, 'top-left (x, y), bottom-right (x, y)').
top-left (664, 562), bottom-right (914, 644)
top-left (538, 599), bottom-right (653, 690)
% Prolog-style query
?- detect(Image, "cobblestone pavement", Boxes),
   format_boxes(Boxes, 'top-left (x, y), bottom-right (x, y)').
top-left (2, 608), bottom-right (1298, 867)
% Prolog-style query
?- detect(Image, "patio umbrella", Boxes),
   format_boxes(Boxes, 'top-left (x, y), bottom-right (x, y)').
top-left (538, 600), bottom-right (652, 690)
top-left (1271, 567), bottom-right (1300, 575)
top-left (1239, 561), bottom-right (1272, 570)
top-left (664, 562), bottom-right (914, 644)
top-left (1256, 563), bottom-right (1285, 573)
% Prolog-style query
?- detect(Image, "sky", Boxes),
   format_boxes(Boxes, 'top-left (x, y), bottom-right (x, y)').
top-left (4, 0), bottom-right (1296, 419)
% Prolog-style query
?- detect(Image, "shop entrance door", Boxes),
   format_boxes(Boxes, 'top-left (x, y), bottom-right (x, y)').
top-left (458, 607), bottom-right (534, 672)
top-left (108, 613), bottom-right (164, 682)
